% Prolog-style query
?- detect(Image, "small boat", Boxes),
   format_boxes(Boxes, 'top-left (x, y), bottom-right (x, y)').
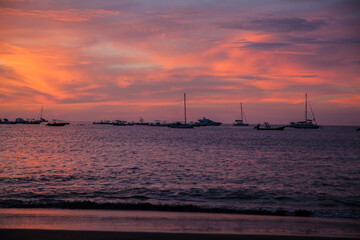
top-left (47, 122), bottom-right (67, 126)
top-left (233, 103), bottom-right (249, 126)
top-left (46, 122), bottom-right (68, 126)
top-left (46, 120), bottom-right (69, 126)
top-left (15, 118), bottom-right (42, 124)
top-left (135, 117), bottom-right (149, 125)
top-left (196, 117), bottom-right (222, 126)
top-left (169, 93), bottom-right (194, 128)
top-left (38, 105), bottom-right (48, 123)
top-left (0, 118), bottom-right (16, 124)
top-left (13, 106), bottom-right (48, 124)
top-left (288, 93), bottom-right (320, 129)
top-left (255, 122), bottom-right (286, 130)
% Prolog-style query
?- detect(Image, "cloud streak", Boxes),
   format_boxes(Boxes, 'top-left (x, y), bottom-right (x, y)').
top-left (219, 17), bottom-right (325, 32)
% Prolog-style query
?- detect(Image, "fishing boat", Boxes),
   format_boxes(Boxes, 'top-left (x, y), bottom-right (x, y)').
top-left (255, 122), bottom-right (286, 130)
top-left (288, 93), bottom-right (320, 129)
top-left (169, 93), bottom-right (194, 128)
top-left (233, 103), bottom-right (249, 126)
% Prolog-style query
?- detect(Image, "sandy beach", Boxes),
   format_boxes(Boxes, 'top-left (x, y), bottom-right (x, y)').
top-left (1, 208), bottom-right (359, 239)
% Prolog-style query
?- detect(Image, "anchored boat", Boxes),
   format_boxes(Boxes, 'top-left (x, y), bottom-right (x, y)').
top-left (233, 103), bottom-right (249, 126)
top-left (169, 93), bottom-right (194, 128)
top-left (289, 93), bottom-right (320, 129)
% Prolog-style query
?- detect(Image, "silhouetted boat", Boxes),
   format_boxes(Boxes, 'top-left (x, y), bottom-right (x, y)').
top-left (0, 118), bottom-right (15, 124)
top-left (357, 128), bottom-right (360, 131)
top-left (12, 106), bottom-right (47, 124)
top-left (233, 103), bottom-right (249, 126)
top-left (135, 117), bottom-right (149, 125)
top-left (289, 93), bottom-right (320, 129)
top-left (196, 117), bottom-right (222, 126)
top-left (255, 122), bottom-right (286, 130)
top-left (15, 118), bottom-right (42, 124)
top-left (46, 121), bottom-right (69, 126)
top-left (169, 93), bottom-right (194, 128)
top-left (38, 105), bottom-right (48, 123)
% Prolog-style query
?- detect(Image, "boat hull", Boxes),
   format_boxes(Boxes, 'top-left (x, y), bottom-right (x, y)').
top-left (46, 123), bottom-right (67, 126)
top-left (255, 126), bottom-right (285, 130)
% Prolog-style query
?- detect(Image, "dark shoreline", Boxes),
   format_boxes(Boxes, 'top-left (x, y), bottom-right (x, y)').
top-left (1, 229), bottom-right (357, 240)
top-left (0, 200), bottom-right (315, 217)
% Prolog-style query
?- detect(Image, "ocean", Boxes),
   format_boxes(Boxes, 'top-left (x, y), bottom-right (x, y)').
top-left (0, 123), bottom-right (359, 219)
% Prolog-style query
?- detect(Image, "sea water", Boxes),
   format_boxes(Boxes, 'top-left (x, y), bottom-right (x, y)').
top-left (0, 124), bottom-right (359, 218)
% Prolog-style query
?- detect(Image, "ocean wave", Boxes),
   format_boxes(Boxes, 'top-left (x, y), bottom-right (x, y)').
top-left (0, 199), bottom-right (351, 218)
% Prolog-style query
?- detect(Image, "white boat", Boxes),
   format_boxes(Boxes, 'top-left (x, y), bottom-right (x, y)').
top-left (288, 93), bottom-right (320, 129)
top-left (169, 93), bottom-right (194, 128)
top-left (233, 103), bottom-right (249, 126)
top-left (196, 117), bottom-right (222, 126)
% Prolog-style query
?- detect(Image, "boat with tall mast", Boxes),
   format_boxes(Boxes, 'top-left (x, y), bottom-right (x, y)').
top-left (289, 93), bottom-right (320, 129)
top-left (169, 93), bottom-right (194, 128)
top-left (39, 105), bottom-right (48, 123)
top-left (233, 103), bottom-right (249, 126)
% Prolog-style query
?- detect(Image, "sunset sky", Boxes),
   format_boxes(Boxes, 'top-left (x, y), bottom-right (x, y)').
top-left (0, 0), bottom-right (359, 125)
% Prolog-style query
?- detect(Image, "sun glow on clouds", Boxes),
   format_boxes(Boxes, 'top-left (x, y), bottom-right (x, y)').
top-left (0, 0), bottom-right (359, 124)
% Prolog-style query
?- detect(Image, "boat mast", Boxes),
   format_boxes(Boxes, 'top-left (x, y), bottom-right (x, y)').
top-left (240, 103), bottom-right (243, 121)
top-left (40, 105), bottom-right (43, 119)
top-left (184, 93), bottom-right (187, 124)
top-left (305, 93), bottom-right (308, 121)
top-left (308, 96), bottom-right (317, 124)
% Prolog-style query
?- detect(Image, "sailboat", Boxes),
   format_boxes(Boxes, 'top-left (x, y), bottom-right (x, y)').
top-left (289, 93), bottom-right (320, 129)
top-left (233, 103), bottom-right (249, 126)
top-left (39, 105), bottom-right (48, 123)
top-left (169, 93), bottom-right (194, 128)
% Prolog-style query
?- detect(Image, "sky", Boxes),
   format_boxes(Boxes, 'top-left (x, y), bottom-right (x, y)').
top-left (0, 0), bottom-right (359, 125)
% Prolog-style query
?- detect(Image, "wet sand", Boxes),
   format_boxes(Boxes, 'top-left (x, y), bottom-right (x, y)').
top-left (1, 208), bottom-right (359, 239)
